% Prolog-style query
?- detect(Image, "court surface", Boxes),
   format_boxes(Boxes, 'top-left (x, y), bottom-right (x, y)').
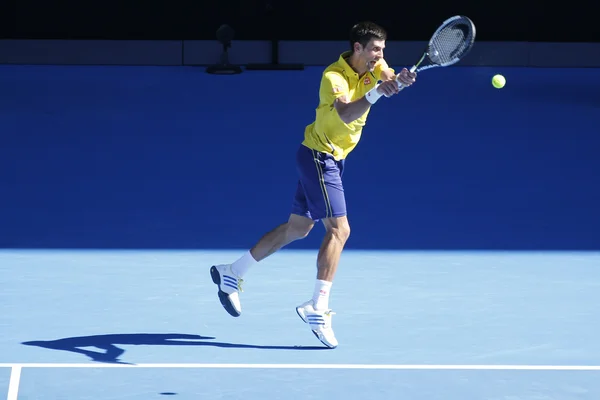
top-left (2, 249), bottom-right (600, 399)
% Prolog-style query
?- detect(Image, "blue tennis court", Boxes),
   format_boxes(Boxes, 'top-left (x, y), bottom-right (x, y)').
top-left (2, 250), bottom-right (600, 398)
top-left (1, 63), bottom-right (600, 398)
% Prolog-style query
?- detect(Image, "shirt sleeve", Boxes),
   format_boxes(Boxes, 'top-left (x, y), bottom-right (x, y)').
top-left (320, 71), bottom-right (350, 105)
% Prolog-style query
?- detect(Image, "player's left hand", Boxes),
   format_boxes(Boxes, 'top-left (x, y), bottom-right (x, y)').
top-left (396, 68), bottom-right (417, 87)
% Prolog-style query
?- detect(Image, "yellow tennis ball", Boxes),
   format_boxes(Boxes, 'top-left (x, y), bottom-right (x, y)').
top-left (492, 74), bottom-right (506, 89)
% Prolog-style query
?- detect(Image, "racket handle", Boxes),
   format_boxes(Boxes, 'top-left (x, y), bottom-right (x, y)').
top-left (397, 83), bottom-right (407, 91)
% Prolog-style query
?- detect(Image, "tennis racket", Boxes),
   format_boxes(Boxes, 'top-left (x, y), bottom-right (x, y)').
top-left (397, 15), bottom-right (476, 90)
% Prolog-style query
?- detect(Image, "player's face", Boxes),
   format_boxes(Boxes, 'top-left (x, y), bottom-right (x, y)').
top-left (362, 39), bottom-right (385, 72)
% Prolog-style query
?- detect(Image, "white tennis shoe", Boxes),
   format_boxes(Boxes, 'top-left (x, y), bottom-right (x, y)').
top-left (296, 300), bottom-right (338, 349)
top-left (210, 264), bottom-right (243, 317)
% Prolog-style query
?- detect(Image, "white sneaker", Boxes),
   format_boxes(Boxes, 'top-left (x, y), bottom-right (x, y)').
top-left (296, 300), bottom-right (338, 349)
top-left (210, 264), bottom-right (243, 317)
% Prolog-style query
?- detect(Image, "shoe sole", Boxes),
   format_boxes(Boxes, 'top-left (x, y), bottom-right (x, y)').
top-left (210, 266), bottom-right (241, 318)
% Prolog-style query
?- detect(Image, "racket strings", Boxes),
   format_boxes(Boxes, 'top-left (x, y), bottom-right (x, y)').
top-left (428, 19), bottom-right (474, 65)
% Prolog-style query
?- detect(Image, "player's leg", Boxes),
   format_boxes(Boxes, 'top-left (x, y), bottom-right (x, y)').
top-left (294, 146), bottom-right (348, 348)
top-left (249, 213), bottom-right (315, 263)
top-left (227, 180), bottom-right (316, 273)
top-left (210, 180), bottom-right (315, 318)
top-left (315, 214), bottom-right (350, 304)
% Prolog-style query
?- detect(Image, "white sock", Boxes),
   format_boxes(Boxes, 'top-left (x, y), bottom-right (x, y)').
top-left (230, 250), bottom-right (258, 278)
top-left (312, 279), bottom-right (332, 311)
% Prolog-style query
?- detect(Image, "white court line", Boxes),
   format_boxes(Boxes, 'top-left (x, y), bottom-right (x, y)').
top-left (7, 366), bottom-right (21, 400)
top-left (1, 363), bottom-right (600, 371)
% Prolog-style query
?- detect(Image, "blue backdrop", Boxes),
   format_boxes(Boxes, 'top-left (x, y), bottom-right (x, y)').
top-left (1, 64), bottom-right (598, 250)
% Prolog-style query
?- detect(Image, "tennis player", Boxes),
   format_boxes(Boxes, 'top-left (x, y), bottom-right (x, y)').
top-left (210, 21), bottom-right (417, 348)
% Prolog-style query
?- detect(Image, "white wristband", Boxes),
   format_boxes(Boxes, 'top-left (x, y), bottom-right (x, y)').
top-left (365, 84), bottom-right (383, 104)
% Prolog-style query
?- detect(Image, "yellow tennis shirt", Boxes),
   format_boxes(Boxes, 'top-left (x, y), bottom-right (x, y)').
top-left (302, 51), bottom-right (394, 160)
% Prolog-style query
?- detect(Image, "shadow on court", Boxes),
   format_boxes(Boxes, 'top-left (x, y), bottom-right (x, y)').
top-left (22, 333), bottom-right (327, 364)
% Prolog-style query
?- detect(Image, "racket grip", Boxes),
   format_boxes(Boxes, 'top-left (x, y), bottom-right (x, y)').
top-left (396, 80), bottom-right (408, 92)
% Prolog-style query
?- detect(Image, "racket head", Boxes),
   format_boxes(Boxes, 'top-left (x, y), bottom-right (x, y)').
top-left (414, 15), bottom-right (476, 72)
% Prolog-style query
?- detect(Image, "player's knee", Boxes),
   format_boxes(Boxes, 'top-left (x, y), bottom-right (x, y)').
top-left (327, 222), bottom-right (350, 243)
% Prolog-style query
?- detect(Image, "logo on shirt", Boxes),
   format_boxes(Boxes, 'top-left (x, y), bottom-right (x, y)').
top-left (364, 77), bottom-right (371, 85)
top-left (332, 86), bottom-right (342, 93)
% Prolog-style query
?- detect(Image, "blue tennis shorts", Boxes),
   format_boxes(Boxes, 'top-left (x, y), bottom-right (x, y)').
top-left (291, 144), bottom-right (347, 221)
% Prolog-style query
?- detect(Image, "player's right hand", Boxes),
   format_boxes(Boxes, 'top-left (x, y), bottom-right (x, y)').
top-left (377, 80), bottom-right (401, 97)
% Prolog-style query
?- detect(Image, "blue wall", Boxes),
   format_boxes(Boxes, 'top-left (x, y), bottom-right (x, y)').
top-left (1, 64), bottom-right (599, 250)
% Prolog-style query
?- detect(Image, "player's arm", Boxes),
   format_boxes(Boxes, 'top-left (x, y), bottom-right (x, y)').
top-left (377, 60), bottom-right (417, 87)
top-left (334, 95), bottom-right (372, 124)
top-left (326, 73), bottom-right (397, 124)
top-left (323, 72), bottom-right (367, 124)
top-left (379, 68), bottom-right (397, 82)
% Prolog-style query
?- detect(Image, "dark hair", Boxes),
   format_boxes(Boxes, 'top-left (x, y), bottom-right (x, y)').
top-left (349, 21), bottom-right (387, 51)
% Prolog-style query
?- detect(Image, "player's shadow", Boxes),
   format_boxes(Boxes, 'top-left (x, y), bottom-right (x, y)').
top-left (22, 333), bottom-right (327, 364)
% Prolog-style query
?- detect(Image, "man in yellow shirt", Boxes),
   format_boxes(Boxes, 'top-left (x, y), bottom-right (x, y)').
top-left (210, 21), bottom-right (417, 348)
